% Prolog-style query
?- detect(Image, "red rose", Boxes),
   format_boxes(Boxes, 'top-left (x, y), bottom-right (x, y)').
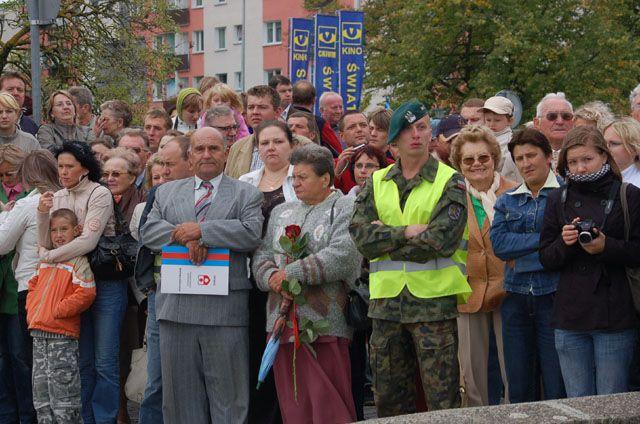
top-left (284, 225), bottom-right (302, 241)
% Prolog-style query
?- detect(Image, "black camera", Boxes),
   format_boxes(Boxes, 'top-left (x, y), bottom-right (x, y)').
top-left (574, 219), bottom-right (598, 244)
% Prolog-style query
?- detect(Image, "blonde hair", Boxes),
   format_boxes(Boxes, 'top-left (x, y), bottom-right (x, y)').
top-left (574, 101), bottom-right (615, 132)
top-left (449, 125), bottom-right (502, 172)
top-left (0, 91), bottom-right (21, 113)
top-left (604, 117), bottom-right (640, 163)
top-left (101, 146), bottom-right (140, 175)
top-left (144, 153), bottom-right (163, 190)
top-left (203, 83), bottom-right (243, 113)
top-left (0, 144), bottom-right (26, 167)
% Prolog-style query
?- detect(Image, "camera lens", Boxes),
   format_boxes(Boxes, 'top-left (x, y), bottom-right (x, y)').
top-left (578, 232), bottom-right (593, 244)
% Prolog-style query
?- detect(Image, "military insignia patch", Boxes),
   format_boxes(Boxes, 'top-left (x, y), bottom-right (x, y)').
top-left (448, 204), bottom-right (462, 221)
top-left (404, 110), bottom-right (416, 123)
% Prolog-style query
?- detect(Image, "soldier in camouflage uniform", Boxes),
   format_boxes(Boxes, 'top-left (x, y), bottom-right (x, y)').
top-left (349, 101), bottom-right (471, 417)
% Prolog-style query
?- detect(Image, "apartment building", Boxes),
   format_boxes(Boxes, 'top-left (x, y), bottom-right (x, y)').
top-left (153, 0), bottom-right (358, 102)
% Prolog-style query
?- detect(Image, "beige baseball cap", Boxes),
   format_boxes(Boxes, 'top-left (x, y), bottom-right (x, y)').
top-left (481, 96), bottom-right (514, 116)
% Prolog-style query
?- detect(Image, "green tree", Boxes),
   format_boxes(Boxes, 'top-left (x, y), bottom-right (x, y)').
top-left (364, 0), bottom-right (640, 118)
top-left (0, 0), bottom-right (177, 109)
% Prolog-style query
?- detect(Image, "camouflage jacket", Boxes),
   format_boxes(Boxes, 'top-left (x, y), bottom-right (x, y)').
top-left (349, 156), bottom-right (468, 323)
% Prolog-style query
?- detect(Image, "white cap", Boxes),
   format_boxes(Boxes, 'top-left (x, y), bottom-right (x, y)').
top-left (481, 96), bottom-right (514, 116)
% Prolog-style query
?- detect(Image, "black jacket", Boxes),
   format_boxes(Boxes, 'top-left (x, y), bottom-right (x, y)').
top-left (539, 172), bottom-right (640, 331)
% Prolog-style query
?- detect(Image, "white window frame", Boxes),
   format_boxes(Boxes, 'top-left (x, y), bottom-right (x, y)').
top-left (234, 71), bottom-right (243, 91)
top-left (215, 27), bottom-right (227, 51)
top-left (192, 0), bottom-right (203, 8)
top-left (193, 30), bottom-right (204, 53)
top-left (214, 0), bottom-right (227, 5)
top-left (216, 73), bottom-right (228, 84)
top-left (264, 69), bottom-right (281, 83)
top-left (234, 24), bottom-right (243, 44)
top-left (264, 21), bottom-right (282, 46)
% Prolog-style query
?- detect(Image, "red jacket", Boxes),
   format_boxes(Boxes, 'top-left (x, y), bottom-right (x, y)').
top-left (26, 256), bottom-right (96, 339)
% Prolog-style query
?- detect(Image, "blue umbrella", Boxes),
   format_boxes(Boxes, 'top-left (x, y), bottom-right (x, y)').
top-left (256, 332), bottom-right (281, 389)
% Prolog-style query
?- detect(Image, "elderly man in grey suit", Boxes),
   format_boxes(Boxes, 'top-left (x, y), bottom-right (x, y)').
top-left (141, 127), bottom-right (264, 423)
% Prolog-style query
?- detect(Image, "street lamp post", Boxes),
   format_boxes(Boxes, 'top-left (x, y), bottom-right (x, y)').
top-left (26, 0), bottom-right (60, 125)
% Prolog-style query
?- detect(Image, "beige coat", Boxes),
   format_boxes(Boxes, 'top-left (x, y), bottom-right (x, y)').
top-left (37, 177), bottom-right (115, 263)
top-left (458, 177), bottom-right (515, 313)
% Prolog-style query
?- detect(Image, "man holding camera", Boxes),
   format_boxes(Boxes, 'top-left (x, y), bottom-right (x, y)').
top-left (489, 127), bottom-right (566, 403)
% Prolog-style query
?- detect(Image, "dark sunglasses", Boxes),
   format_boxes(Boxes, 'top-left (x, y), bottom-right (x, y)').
top-left (461, 154), bottom-right (492, 166)
top-left (102, 171), bottom-right (130, 179)
top-left (545, 112), bottom-right (574, 121)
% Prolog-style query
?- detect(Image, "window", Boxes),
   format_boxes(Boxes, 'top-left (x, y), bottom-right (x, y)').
top-left (215, 27), bottom-right (226, 50)
top-left (234, 25), bottom-right (243, 44)
top-left (234, 72), bottom-right (243, 91)
top-left (192, 0), bottom-right (203, 7)
top-left (215, 0), bottom-right (227, 4)
top-left (264, 69), bottom-right (281, 83)
top-left (193, 30), bottom-right (204, 52)
top-left (193, 76), bottom-right (203, 87)
top-left (178, 77), bottom-right (189, 90)
top-left (154, 34), bottom-right (175, 52)
top-left (153, 82), bottom-right (163, 101)
top-left (216, 73), bottom-right (228, 84)
top-left (169, 0), bottom-right (188, 8)
top-left (174, 32), bottom-right (189, 55)
top-left (264, 21), bottom-right (281, 45)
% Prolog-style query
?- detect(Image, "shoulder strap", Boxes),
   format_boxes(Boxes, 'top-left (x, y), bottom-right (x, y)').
top-left (84, 185), bottom-right (100, 212)
top-left (329, 198), bottom-right (339, 225)
top-left (620, 182), bottom-right (630, 242)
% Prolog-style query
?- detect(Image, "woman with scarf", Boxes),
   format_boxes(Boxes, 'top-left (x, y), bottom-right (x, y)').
top-left (101, 147), bottom-right (146, 424)
top-left (449, 125), bottom-right (515, 406)
top-left (37, 90), bottom-right (94, 151)
top-left (540, 126), bottom-right (640, 397)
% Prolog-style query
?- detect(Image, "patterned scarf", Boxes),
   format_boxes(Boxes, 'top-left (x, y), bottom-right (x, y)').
top-left (566, 163), bottom-right (610, 183)
top-left (465, 172), bottom-right (501, 224)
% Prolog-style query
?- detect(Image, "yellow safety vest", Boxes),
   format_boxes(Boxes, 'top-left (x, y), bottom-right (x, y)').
top-left (370, 163), bottom-right (471, 303)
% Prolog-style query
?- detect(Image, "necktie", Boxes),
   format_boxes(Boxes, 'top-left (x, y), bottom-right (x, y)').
top-left (195, 181), bottom-right (213, 222)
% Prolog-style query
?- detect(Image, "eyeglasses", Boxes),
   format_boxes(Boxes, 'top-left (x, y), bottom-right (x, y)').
top-left (354, 163), bottom-right (380, 170)
top-left (0, 170), bottom-right (18, 178)
top-left (461, 154), bottom-right (492, 166)
top-left (545, 112), bottom-right (574, 121)
top-left (213, 124), bottom-right (239, 132)
top-left (124, 146), bottom-right (143, 154)
top-left (102, 171), bottom-right (130, 179)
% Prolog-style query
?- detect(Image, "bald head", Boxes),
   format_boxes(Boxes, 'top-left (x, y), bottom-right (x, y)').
top-left (189, 127), bottom-right (227, 180)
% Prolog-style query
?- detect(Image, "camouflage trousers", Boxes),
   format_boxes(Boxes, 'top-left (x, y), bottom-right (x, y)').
top-left (369, 318), bottom-right (460, 417)
top-left (32, 337), bottom-right (81, 424)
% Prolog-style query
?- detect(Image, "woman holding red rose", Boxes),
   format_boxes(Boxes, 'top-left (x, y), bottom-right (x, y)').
top-left (253, 144), bottom-right (362, 423)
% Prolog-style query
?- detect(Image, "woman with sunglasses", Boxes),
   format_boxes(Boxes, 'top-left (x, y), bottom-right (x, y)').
top-left (449, 125), bottom-right (515, 406)
top-left (540, 126), bottom-right (640, 397)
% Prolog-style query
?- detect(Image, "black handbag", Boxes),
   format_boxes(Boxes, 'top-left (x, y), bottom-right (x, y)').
top-left (89, 193), bottom-right (139, 281)
top-left (619, 182), bottom-right (640, 314)
top-left (346, 277), bottom-right (371, 330)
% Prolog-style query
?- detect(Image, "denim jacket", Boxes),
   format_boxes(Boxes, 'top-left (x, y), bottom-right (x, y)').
top-left (490, 171), bottom-right (561, 295)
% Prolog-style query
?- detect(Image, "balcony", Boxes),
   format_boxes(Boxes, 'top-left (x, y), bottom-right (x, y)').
top-left (175, 54), bottom-right (189, 71)
top-left (169, 8), bottom-right (189, 26)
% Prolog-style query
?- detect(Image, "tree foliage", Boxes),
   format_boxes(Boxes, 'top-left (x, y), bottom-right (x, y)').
top-left (363, 0), bottom-right (640, 118)
top-left (0, 0), bottom-right (177, 107)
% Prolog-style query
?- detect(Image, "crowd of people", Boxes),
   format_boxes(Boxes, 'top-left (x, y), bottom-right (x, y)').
top-left (0, 68), bottom-right (640, 424)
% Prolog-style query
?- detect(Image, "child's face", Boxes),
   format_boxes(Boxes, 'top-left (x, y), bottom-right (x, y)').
top-left (209, 94), bottom-right (227, 108)
top-left (483, 111), bottom-right (512, 133)
top-left (50, 216), bottom-right (79, 248)
top-left (181, 104), bottom-right (202, 125)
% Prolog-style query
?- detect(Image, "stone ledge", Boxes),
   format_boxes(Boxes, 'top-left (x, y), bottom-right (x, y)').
top-left (363, 392), bottom-right (640, 423)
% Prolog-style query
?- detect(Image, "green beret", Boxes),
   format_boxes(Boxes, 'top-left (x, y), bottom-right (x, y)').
top-left (387, 100), bottom-right (429, 144)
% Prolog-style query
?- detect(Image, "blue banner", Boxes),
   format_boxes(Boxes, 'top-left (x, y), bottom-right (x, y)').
top-left (314, 14), bottom-right (340, 111)
top-left (288, 18), bottom-right (313, 84)
top-left (338, 10), bottom-right (365, 111)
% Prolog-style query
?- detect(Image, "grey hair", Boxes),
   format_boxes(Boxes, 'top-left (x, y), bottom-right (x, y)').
top-left (187, 127), bottom-right (228, 154)
top-left (574, 101), bottom-right (615, 132)
top-left (535, 92), bottom-right (573, 117)
top-left (204, 105), bottom-right (235, 127)
top-left (119, 127), bottom-right (150, 149)
top-left (68, 86), bottom-right (93, 107)
top-left (290, 143), bottom-right (335, 181)
top-left (630, 83), bottom-right (640, 109)
top-left (318, 91), bottom-right (342, 109)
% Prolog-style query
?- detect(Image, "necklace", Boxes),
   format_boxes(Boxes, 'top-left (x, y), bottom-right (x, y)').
top-left (260, 167), bottom-right (288, 191)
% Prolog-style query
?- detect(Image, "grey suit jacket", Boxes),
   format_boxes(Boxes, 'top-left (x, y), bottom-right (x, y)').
top-left (140, 175), bottom-right (264, 326)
